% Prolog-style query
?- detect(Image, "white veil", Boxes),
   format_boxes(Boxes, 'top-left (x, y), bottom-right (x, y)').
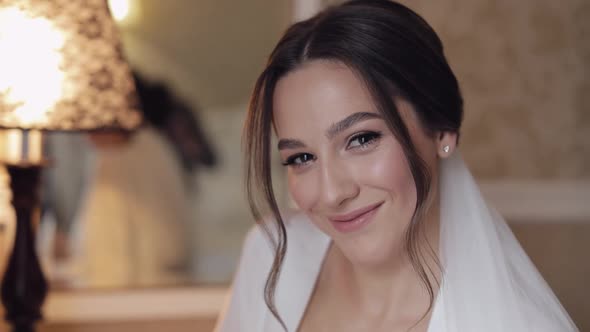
top-left (438, 152), bottom-right (578, 331)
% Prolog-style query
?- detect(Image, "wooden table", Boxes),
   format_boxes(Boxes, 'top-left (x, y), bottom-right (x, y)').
top-left (1, 318), bottom-right (217, 332)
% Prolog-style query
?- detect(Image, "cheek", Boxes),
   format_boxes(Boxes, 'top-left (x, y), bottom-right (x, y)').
top-left (287, 171), bottom-right (318, 212)
top-left (359, 141), bottom-right (417, 210)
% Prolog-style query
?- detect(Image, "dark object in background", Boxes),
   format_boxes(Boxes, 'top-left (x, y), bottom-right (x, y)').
top-left (1, 166), bottom-right (48, 332)
top-left (133, 72), bottom-right (217, 171)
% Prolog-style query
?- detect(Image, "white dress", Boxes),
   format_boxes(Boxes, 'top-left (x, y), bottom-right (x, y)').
top-left (215, 153), bottom-right (578, 331)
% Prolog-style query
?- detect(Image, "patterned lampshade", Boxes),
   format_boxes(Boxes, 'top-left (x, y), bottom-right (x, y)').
top-left (0, 0), bottom-right (142, 131)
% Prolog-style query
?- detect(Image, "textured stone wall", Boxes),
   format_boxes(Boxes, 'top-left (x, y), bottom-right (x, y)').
top-left (511, 222), bottom-right (590, 331)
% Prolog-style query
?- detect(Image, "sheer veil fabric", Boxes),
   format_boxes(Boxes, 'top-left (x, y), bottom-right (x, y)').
top-left (438, 152), bottom-right (578, 331)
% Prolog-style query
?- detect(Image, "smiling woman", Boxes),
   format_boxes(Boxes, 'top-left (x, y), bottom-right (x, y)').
top-left (215, 1), bottom-right (578, 332)
top-left (272, 61), bottom-right (451, 277)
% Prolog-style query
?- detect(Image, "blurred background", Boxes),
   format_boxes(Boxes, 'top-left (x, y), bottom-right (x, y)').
top-left (0, 0), bottom-right (588, 331)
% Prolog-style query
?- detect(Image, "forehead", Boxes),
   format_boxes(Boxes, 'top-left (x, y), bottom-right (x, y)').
top-left (272, 60), bottom-right (377, 137)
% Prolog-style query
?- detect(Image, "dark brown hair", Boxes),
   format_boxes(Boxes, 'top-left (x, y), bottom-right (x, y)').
top-left (244, 0), bottom-right (463, 329)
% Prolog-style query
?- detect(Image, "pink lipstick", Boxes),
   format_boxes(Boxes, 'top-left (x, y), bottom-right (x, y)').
top-left (328, 201), bottom-right (383, 233)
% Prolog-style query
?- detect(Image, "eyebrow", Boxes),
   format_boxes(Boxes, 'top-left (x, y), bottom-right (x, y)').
top-left (326, 112), bottom-right (382, 139)
top-left (277, 112), bottom-right (382, 151)
top-left (277, 138), bottom-right (305, 150)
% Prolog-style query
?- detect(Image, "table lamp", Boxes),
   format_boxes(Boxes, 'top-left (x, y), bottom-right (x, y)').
top-left (0, 1), bottom-right (142, 331)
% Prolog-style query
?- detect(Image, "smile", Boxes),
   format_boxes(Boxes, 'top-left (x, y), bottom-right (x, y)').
top-left (328, 201), bottom-right (384, 233)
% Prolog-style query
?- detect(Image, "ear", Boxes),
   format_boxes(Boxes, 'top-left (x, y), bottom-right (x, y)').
top-left (436, 131), bottom-right (457, 158)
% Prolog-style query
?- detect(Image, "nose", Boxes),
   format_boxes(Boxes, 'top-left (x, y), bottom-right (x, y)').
top-left (318, 158), bottom-right (359, 209)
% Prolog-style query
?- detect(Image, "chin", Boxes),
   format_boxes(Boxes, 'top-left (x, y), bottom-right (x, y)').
top-left (334, 227), bottom-right (405, 268)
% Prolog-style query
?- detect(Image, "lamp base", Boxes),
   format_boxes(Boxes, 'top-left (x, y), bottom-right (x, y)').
top-left (1, 165), bottom-right (47, 332)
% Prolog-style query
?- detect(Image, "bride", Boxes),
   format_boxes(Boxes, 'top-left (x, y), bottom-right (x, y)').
top-left (215, 1), bottom-right (578, 331)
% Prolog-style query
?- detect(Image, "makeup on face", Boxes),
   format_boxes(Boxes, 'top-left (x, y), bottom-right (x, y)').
top-left (272, 60), bottom-right (432, 265)
top-left (327, 201), bottom-right (384, 233)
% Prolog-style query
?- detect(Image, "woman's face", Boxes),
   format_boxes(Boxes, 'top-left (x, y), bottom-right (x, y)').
top-left (273, 60), bottom-right (449, 267)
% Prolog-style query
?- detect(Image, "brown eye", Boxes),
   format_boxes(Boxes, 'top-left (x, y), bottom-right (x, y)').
top-left (282, 153), bottom-right (315, 167)
top-left (347, 131), bottom-right (382, 149)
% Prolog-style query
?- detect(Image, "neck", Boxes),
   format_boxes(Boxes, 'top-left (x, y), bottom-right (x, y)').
top-left (327, 196), bottom-right (441, 321)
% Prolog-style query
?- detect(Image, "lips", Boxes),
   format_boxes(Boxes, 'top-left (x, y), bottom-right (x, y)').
top-left (328, 201), bottom-right (383, 233)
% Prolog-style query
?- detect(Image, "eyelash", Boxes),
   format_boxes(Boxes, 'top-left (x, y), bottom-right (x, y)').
top-left (281, 131), bottom-right (382, 168)
top-left (346, 131), bottom-right (382, 150)
top-left (282, 153), bottom-right (315, 167)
